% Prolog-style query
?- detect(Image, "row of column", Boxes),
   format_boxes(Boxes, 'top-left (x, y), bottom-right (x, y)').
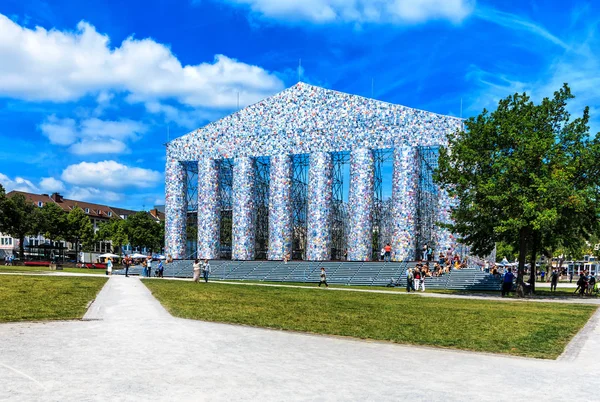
top-left (165, 147), bottom-right (438, 261)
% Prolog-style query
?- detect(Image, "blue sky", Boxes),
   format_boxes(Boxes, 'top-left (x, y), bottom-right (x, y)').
top-left (0, 0), bottom-right (598, 210)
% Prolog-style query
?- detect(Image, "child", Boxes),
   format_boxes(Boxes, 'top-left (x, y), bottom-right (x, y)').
top-left (318, 267), bottom-right (328, 288)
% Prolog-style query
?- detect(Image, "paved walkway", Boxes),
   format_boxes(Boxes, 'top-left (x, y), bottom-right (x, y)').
top-left (1, 276), bottom-right (599, 401)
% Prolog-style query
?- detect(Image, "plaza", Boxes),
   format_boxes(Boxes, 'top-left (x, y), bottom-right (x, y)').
top-left (1, 275), bottom-right (599, 401)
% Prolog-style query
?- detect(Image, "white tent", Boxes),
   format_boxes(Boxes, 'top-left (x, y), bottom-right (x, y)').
top-left (99, 253), bottom-right (119, 258)
top-left (130, 253), bottom-right (149, 259)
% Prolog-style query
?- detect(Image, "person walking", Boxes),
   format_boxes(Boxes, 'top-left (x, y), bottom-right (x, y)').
top-left (501, 267), bottom-right (514, 297)
top-left (202, 259), bottom-right (211, 283)
top-left (380, 247), bottom-right (386, 261)
top-left (318, 267), bottom-right (328, 287)
top-left (147, 256), bottom-right (153, 277)
top-left (124, 256), bottom-right (131, 277)
top-left (550, 269), bottom-right (559, 292)
top-left (193, 259), bottom-right (201, 283)
top-left (106, 258), bottom-right (113, 276)
top-left (406, 268), bottom-right (414, 292)
top-left (158, 260), bottom-right (164, 278)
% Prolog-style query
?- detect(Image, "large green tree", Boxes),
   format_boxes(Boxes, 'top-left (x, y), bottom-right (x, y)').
top-left (96, 218), bottom-right (129, 254)
top-left (65, 207), bottom-right (95, 256)
top-left (37, 202), bottom-right (67, 244)
top-left (436, 84), bottom-right (600, 294)
top-left (2, 193), bottom-right (39, 259)
top-left (125, 211), bottom-right (163, 252)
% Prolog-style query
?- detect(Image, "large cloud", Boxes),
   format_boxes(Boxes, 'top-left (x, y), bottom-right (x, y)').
top-left (39, 177), bottom-right (66, 193)
top-left (39, 116), bottom-right (147, 154)
top-left (0, 13), bottom-right (284, 108)
top-left (215, 0), bottom-right (475, 24)
top-left (61, 161), bottom-right (162, 189)
top-left (0, 173), bottom-right (39, 193)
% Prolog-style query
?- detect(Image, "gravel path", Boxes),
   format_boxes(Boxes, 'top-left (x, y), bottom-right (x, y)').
top-left (0, 275), bottom-right (598, 401)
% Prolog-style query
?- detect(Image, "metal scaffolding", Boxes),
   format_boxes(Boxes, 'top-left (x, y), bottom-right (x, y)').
top-left (330, 151), bottom-right (350, 260)
top-left (184, 161), bottom-right (198, 259)
top-left (415, 146), bottom-right (440, 258)
top-left (218, 158), bottom-right (234, 259)
top-left (291, 154), bottom-right (309, 260)
top-left (372, 148), bottom-right (394, 260)
top-left (254, 157), bottom-right (270, 260)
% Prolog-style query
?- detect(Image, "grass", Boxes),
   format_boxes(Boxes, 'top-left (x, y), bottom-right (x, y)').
top-left (0, 265), bottom-right (107, 275)
top-left (144, 280), bottom-right (596, 359)
top-left (208, 279), bottom-right (593, 298)
top-left (0, 275), bottom-right (107, 322)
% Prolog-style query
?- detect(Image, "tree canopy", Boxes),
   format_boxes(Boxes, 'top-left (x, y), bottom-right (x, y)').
top-left (436, 84), bottom-right (600, 293)
top-left (65, 207), bottom-right (95, 254)
top-left (1, 192), bottom-right (39, 259)
top-left (124, 212), bottom-right (163, 252)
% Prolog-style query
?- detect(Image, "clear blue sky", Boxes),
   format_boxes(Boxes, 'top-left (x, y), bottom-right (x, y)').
top-left (0, 0), bottom-right (597, 210)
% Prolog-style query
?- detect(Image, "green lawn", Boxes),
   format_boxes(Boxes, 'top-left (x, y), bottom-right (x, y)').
top-left (144, 280), bottom-right (596, 359)
top-left (209, 279), bottom-right (592, 298)
top-left (0, 265), bottom-right (107, 275)
top-left (0, 275), bottom-right (107, 322)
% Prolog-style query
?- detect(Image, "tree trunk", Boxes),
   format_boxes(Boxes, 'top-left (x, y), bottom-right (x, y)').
top-left (529, 232), bottom-right (538, 294)
top-left (516, 227), bottom-right (529, 297)
top-left (19, 235), bottom-right (25, 262)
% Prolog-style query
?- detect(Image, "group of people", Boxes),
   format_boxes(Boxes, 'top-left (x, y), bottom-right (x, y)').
top-left (192, 259), bottom-right (211, 283)
top-left (3, 255), bottom-right (14, 265)
top-left (575, 271), bottom-right (597, 296)
top-left (405, 264), bottom-right (427, 292)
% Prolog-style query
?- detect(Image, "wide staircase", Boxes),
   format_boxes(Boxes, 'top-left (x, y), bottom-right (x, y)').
top-left (115, 260), bottom-right (503, 290)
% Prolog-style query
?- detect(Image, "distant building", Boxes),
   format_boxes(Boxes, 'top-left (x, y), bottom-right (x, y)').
top-left (0, 191), bottom-right (140, 262)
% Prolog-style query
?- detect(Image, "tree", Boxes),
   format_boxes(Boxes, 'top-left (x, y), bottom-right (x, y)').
top-left (436, 84), bottom-right (600, 295)
top-left (65, 207), bottom-right (94, 256)
top-left (2, 193), bottom-right (39, 260)
top-left (37, 202), bottom-right (67, 244)
top-left (124, 212), bottom-right (162, 253)
top-left (96, 218), bottom-right (129, 254)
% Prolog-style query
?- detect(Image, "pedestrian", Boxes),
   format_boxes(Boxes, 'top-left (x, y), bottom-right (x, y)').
top-left (501, 267), bottom-right (514, 297)
top-left (569, 271), bottom-right (573, 283)
top-left (147, 256), bottom-right (153, 277)
top-left (384, 243), bottom-right (392, 262)
top-left (575, 273), bottom-right (588, 296)
top-left (588, 275), bottom-right (596, 296)
top-left (540, 270), bottom-right (546, 282)
top-left (406, 268), bottom-right (414, 292)
top-left (318, 267), bottom-right (328, 287)
top-left (380, 247), bottom-right (386, 261)
top-left (427, 247), bottom-right (433, 262)
top-left (413, 265), bottom-right (422, 291)
top-left (202, 259), bottom-right (210, 283)
top-left (158, 260), bottom-right (164, 278)
top-left (193, 259), bottom-right (201, 283)
top-left (550, 269), bottom-right (558, 292)
top-left (124, 256), bottom-right (130, 277)
top-left (106, 258), bottom-right (113, 276)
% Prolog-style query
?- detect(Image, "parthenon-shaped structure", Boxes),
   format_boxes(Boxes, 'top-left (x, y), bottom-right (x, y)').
top-left (165, 82), bottom-right (462, 261)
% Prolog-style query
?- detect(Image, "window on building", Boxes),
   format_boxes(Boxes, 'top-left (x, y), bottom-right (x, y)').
top-left (38, 201), bottom-right (43, 207)
top-left (108, 211), bottom-right (112, 217)
top-left (85, 208), bottom-right (90, 213)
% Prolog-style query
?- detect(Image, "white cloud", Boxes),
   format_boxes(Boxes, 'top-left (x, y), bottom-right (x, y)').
top-left (215, 0), bottom-right (474, 24)
top-left (79, 118), bottom-right (147, 140)
top-left (0, 173), bottom-right (39, 193)
top-left (69, 139), bottom-right (129, 155)
top-left (39, 116), bottom-right (146, 154)
top-left (61, 160), bottom-right (162, 189)
top-left (65, 186), bottom-right (122, 203)
top-left (0, 14), bottom-right (284, 108)
top-left (39, 116), bottom-right (78, 145)
top-left (465, 8), bottom-right (600, 133)
top-left (39, 177), bottom-right (65, 193)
